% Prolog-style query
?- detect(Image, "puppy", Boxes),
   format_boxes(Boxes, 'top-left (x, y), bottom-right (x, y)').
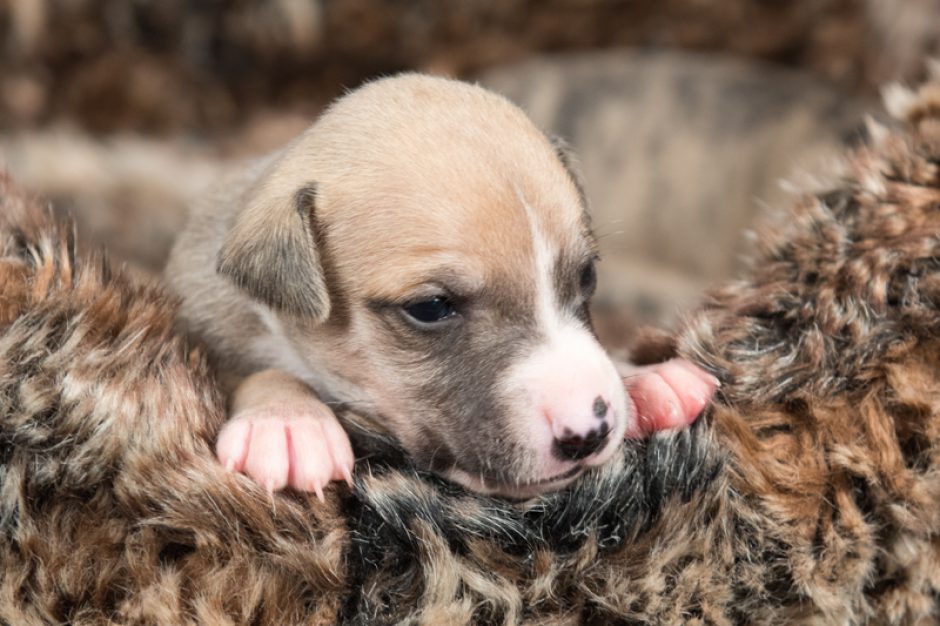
top-left (166, 74), bottom-right (716, 499)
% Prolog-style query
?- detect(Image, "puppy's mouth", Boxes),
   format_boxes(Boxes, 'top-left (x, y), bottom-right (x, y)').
top-left (444, 465), bottom-right (585, 499)
top-left (422, 410), bottom-right (627, 499)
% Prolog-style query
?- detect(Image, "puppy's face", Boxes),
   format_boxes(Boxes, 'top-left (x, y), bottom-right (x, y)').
top-left (221, 75), bottom-right (631, 498)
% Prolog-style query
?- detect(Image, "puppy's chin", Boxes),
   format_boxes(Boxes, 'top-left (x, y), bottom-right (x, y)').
top-left (440, 427), bottom-right (626, 500)
top-left (443, 466), bottom-right (586, 500)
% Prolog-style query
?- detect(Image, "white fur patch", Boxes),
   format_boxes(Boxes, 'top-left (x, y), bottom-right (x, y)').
top-left (508, 189), bottom-right (629, 477)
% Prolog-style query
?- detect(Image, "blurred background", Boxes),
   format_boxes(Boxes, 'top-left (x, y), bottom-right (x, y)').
top-left (1, 0), bottom-right (938, 348)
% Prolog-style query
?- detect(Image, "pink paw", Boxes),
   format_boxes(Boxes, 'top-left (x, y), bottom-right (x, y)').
top-left (216, 401), bottom-right (354, 498)
top-left (622, 358), bottom-right (719, 438)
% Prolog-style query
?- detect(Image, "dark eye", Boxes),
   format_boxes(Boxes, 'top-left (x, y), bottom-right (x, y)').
top-left (579, 261), bottom-right (597, 297)
top-left (403, 296), bottom-right (458, 325)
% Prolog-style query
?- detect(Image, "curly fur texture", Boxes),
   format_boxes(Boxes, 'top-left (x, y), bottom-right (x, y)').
top-left (2, 73), bottom-right (940, 624)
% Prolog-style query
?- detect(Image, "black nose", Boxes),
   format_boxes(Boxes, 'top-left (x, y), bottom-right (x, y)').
top-left (553, 421), bottom-right (611, 461)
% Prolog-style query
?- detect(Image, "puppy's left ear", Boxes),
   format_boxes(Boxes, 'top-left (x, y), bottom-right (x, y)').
top-left (217, 182), bottom-right (331, 321)
top-left (550, 135), bottom-right (590, 211)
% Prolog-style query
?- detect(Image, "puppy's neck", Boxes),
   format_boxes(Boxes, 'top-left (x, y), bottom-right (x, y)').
top-left (248, 301), bottom-right (367, 409)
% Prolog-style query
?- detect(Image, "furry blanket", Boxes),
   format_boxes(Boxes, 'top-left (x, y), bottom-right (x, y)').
top-left (2, 74), bottom-right (940, 624)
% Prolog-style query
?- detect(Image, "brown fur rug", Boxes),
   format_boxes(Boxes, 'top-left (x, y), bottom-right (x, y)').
top-left (2, 72), bottom-right (940, 624)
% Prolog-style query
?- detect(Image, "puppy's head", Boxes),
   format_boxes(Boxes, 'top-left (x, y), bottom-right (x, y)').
top-left (219, 74), bottom-right (631, 498)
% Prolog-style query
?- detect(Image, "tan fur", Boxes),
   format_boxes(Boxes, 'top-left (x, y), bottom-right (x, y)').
top-left (215, 74), bottom-right (585, 305)
top-left (230, 369), bottom-right (323, 415)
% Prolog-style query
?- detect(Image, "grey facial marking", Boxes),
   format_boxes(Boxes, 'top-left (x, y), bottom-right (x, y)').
top-left (401, 289), bottom-right (541, 483)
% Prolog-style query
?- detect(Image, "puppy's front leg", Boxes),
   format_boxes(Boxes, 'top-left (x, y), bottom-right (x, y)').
top-left (217, 369), bottom-right (354, 498)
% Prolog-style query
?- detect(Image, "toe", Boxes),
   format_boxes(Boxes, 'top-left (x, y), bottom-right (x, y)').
top-left (672, 358), bottom-right (721, 389)
top-left (243, 419), bottom-right (290, 492)
top-left (216, 418), bottom-right (252, 472)
top-left (286, 419), bottom-right (334, 496)
top-left (319, 418), bottom-right (355, 484)
top-left (653, 359), bottom-right (715, 426)
top-left (627, 370), bottom-right (684, 435)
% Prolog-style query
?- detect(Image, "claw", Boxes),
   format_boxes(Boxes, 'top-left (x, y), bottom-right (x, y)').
top-left (341, 464), bottom-right (354, 489)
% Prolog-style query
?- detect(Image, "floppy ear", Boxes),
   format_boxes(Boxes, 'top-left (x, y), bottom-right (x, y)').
top-left (550, 135), bottom-right (590, 212)
top-left (217, 182), bottom-right (331, 322)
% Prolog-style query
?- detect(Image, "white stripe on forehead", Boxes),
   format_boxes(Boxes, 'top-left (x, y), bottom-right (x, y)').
top-left (516, 186), bottom-right (567, 334)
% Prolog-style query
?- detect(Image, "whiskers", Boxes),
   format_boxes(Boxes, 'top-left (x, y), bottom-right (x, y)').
top-left (321, 398), bottom-right (376, 412)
